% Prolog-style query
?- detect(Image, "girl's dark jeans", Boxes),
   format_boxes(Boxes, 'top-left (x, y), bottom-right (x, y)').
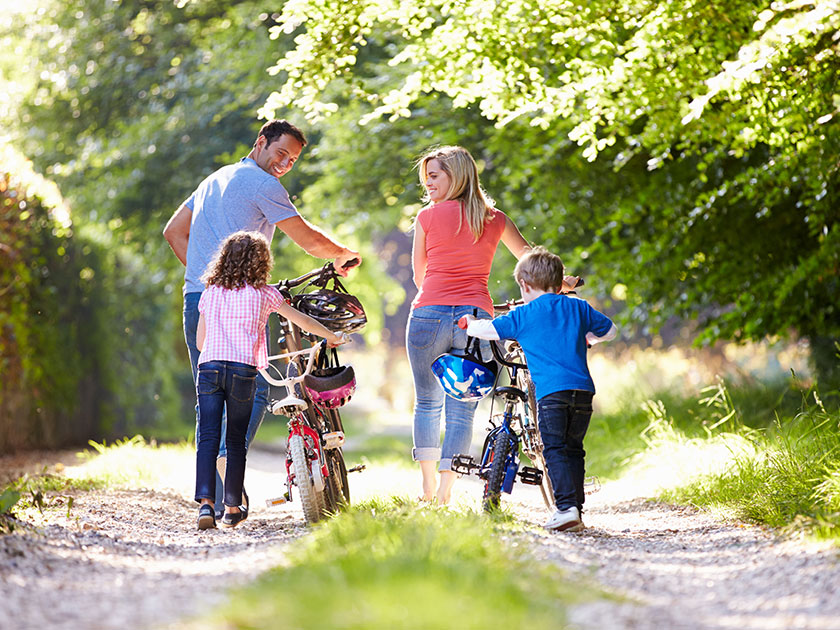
top-left (537, 390), bottom-right (594, 512)
top-left (195, 360), bottom-right (257, 507)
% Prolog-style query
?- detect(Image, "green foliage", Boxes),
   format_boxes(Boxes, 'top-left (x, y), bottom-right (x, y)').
top-left (262, 0), bottom-right (840, 360)
top-left (213, 502), bottom-right (595, 629)
top-left (0, 141), bottom-right (183, 449)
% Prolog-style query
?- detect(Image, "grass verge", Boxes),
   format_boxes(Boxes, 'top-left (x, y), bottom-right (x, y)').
top-left (202, 499), bottom-right (598, 629)
top-left (593, 375), bottom-right (840, 542)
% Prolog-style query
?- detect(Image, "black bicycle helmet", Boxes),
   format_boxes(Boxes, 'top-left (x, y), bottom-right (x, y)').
top-left (294, 289), bottom-right (367, 334)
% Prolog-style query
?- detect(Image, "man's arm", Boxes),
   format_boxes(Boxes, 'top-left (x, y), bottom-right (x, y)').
top-left (276, 216), bottom-right (361, 276)
top-left (163, 203), bottom-right (192, 266)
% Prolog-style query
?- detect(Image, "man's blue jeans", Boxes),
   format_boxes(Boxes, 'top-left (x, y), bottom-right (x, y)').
top-left (537, 390), bottom-right (594, 512)
top-left (183, 292), bottom-right (269, 506)
top-left (406, 305), bottom-right (492, 471)
top-left (195, 361), bottom-right (256, 506)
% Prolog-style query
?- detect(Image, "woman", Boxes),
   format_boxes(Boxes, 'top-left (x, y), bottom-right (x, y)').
top-left (407, 145), bottom-right (531, 505)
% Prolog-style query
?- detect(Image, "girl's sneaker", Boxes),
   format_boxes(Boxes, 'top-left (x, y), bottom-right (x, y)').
top-left (221, 509), bottom-right (246, 528)
top-left (197, 504), bottom-right (216, 530)
top-left (543, 506), bottom-right (583, 532)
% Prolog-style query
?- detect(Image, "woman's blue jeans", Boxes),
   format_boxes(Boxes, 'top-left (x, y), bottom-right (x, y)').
top-left (537, 390), bottom-right (594, 512)
top-left (406, 305), bottom-right (492, 471)
top-left (184, 292), bottom-right (268, 506)
top-left (195, 361), bottom-right (257, 507)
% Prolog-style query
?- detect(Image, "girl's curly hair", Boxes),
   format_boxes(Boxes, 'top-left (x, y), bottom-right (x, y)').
top-left (201, 231), bottom-right (273, 290)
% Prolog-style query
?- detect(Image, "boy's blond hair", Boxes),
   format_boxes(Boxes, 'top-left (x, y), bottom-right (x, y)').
top-left (514, 246), bottom-right (565, 292)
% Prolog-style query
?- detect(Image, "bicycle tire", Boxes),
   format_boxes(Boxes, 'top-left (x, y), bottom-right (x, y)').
top-left (519, 372), bottom-right (554, 510)
top-left (322, 407), bottom-right (350, 511)
top-left (482, 432), bottom-right (512, 512)
top-left (289, 434), bottom-right (322, 524)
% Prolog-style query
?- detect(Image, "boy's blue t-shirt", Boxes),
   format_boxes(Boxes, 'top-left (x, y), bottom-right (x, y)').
top-left (182, 157), bottom-right (299, 294)
top-left (491, 294), bottom-right (613, 399)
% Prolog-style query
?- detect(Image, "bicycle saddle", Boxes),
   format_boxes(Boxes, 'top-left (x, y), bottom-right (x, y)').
top-left (493, 386), bottom-right (527, 402)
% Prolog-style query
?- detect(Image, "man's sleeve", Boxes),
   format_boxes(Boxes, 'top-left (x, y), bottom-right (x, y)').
top-left (257, 180), bottom-right (299, 224)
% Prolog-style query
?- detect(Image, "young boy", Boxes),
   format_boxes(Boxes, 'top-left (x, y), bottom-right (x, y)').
top-left (461, 246), bottom-right (616, 532)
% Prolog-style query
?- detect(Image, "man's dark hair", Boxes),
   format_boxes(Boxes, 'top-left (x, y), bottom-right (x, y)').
top-left (256, 119), bottom-right (307, 148)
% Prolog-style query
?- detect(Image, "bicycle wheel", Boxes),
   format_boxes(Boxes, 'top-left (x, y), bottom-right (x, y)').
top-left (518, 371), bottom-right (555, 510)
top-left (322, 407), bottom-right (350, 511)
top-left (482, 432), bottom-right (512, 512)
top-left (289, 434), bottom-right (322, 524)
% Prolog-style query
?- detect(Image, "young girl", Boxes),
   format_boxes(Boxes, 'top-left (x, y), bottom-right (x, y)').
top-left (195, 230), bottom-right (347, 530)
top-left (407, 145), bottom-right (532, 505)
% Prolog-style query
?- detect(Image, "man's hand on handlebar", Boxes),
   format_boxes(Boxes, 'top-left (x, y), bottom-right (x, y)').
top-left (333, 250), bottom-right (362, 277)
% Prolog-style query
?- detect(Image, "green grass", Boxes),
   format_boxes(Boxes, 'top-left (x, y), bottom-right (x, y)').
top-left (204, 499), bottom-right (599, 629)
top-left (660, 388), bottom-right (840, 539)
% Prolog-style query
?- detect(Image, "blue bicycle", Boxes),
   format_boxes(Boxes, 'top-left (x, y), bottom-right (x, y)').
top-left (452, 314), bottom-right (552, 511)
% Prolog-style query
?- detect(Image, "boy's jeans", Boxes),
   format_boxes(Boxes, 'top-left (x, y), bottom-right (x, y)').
top-left (406, 305), bottom-right (492, 471)
top-left (537, 390), bottom-right (594, 512)
top-left (184, 292), bottom-right (268, 506)
top-left (195, 360), bottom-right (257, 507)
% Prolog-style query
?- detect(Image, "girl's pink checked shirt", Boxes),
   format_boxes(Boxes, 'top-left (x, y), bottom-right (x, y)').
top-left (197, 284), bottom-right (286, 369)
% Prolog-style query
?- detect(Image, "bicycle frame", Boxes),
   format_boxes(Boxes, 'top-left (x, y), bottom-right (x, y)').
top-left (257, 263), bottom-right (363, 523)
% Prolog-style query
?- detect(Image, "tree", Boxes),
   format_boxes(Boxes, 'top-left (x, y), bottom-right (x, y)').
top-left (261, 0), bottom-right (840, 383)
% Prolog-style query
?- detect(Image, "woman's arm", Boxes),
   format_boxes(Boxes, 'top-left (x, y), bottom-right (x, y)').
top-left (500, 215), bottom-right (531, 259)
top-left (412, 223), bottom-right (428, 289)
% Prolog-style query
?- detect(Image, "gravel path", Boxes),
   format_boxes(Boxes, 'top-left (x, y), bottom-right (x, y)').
top-left (1, 448), bottom-right (838, 630)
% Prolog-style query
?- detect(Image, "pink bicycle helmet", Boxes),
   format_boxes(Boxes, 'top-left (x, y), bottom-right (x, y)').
top-left (303, 346), bottom-right (356, 409)
top-left (304, 365), bottom-right (356, 409)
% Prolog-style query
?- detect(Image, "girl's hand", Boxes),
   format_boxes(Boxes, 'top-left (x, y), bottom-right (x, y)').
top-left (328, 332), bottom-right (350, 347)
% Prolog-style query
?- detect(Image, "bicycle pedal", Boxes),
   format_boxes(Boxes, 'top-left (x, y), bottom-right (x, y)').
top-left (347, 464), bottom-right (366, 473)
top-left (584, 475), bottom-right (601, 494)
top-left (517, 466), bottom-right (544, 485)
top-left (321, 431), bottom-right (345, 450)
top-left (451, 454), bottom-right (479, 475)
top-left (265, 496), bottom-right (288, 507)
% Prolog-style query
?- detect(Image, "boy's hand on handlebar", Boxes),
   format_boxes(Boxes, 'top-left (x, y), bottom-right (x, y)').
top-left (333, 250), bottom-right (361, 277)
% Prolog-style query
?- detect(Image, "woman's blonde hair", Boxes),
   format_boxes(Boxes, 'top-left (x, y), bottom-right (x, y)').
top-left (416, 145), bottom-right (495, 241)
top-left (201, 231), bottom-right (273, 290)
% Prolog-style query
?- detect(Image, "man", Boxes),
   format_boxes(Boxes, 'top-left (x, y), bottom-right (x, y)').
top-left (163, 119), bottom-right (360, 519)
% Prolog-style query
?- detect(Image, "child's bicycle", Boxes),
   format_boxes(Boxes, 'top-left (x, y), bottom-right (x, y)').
top-left (451, 312), bottom-right (553, 511)
top-left (258, 261), bottom-right (366, 524)
top-left (452, 298), bottom-right (600, 512)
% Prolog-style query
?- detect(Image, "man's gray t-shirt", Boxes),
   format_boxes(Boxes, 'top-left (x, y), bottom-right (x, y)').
top-left (182, 157), bottom-right (299, 294)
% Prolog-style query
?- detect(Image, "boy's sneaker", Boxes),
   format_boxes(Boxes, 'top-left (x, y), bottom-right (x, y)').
top-left (544, 506), bottom-right (584, 532)
top-left (197, 504), bottom-right (216, 530)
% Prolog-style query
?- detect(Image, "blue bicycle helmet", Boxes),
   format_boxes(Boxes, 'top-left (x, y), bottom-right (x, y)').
top-left (431, 337), bottom-right (498, 401)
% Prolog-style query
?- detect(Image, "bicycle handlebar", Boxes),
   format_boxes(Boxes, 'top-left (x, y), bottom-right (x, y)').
top-left (258, 339), bottom-right (327, 387)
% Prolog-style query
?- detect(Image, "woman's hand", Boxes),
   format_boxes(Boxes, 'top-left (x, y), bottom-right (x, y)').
top-left (561, 275), bottom-right (582, 293)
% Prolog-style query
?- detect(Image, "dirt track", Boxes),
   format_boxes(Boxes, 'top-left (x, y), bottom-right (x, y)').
top-left (1, 447), bottom-right (838, 630)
